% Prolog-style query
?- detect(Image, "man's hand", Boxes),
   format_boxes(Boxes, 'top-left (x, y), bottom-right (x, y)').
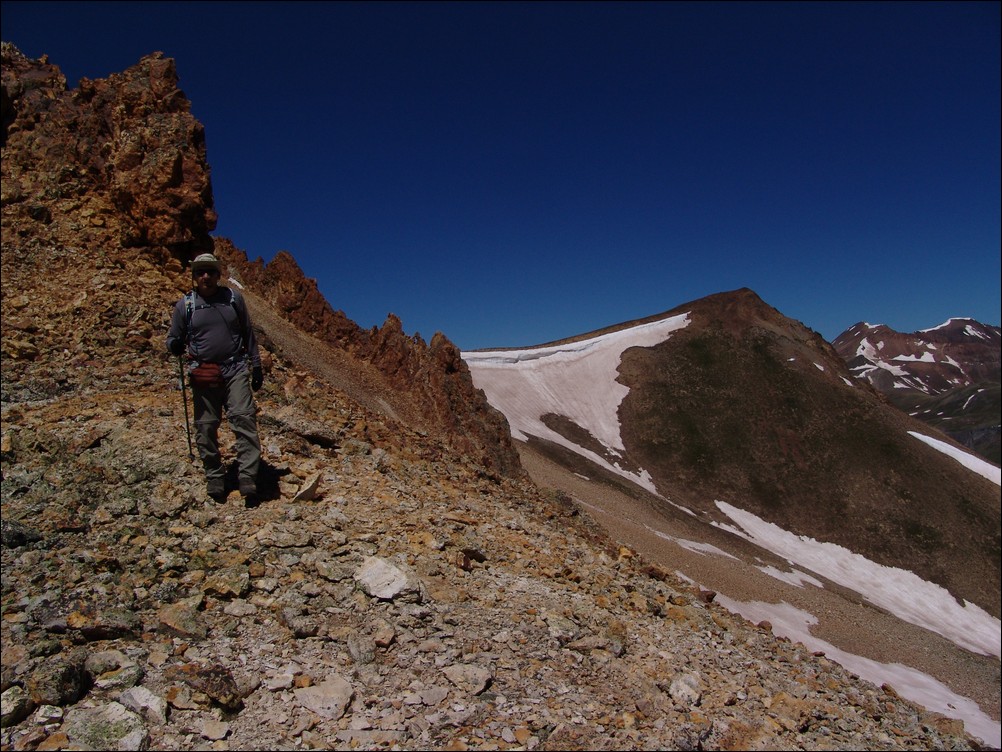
top-left (168, 339), bottom-right (185, 356)
top-left (252, 366), bottom-right (264, 391)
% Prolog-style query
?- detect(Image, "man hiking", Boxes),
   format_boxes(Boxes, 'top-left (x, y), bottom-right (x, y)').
top-left (167, 253), bottom-right (264, 505)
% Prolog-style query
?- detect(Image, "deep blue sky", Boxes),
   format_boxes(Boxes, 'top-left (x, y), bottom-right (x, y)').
top-left (3, 1), bottom-right (999, 349)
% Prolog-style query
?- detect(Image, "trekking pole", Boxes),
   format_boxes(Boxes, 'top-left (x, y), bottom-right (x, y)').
top-left (177, 355), bottom-right (195, 460)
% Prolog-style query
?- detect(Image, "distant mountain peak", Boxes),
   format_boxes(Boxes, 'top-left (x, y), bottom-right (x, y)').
top-left (832, 319), bottom-right (1000, 464)
top-left (833, 319), bottom-right (1000, 395)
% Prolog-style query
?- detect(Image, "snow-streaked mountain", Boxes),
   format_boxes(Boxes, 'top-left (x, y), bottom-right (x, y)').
top-left (833, 318), bottom-right (1000, 394)
top-left (462, 288), bottom-right (1002, 746)
top-left (833, 319), bottom-right (1001, 464)
top-left (463, 289), bottom-right (999, 617)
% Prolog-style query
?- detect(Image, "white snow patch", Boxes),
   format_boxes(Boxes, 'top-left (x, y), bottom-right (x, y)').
top-left (921, 318), bottom-right (961, 333)
top-left (966, 324), bottom-right (991, 341)
top-left (942, 354), bottom-right (964, 370)
top-left (641, 523), bottom-right (739, 559)
top-left (756, 565), bottom-right (825, 589)
top-left (711, 500), bottom-right (1001, 658)
top-left (463, 313), bottom-right (691, 495)
top-left (892, 352), bottom-right (935, 363)
top-left (908, 432), bottom-right (1001, 486)
top-left (855, 338), bottom-right (908, 376)
top-left (961, 389), bottom-right (985, 411)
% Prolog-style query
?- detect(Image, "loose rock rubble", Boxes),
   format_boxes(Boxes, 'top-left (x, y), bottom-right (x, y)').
top-left (0, 369), bottom-right (986, 751)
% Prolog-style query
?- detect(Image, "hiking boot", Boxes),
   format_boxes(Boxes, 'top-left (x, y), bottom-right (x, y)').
top-left (239, 478), bottom-right (258, 507)
top-left (207, 481), bottom-right (227, 503)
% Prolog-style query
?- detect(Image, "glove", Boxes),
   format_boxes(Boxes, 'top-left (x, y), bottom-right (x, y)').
top-left (251, 366), bottom-right (263, 392)
top-left (168, 338), bottom-right (185, 356)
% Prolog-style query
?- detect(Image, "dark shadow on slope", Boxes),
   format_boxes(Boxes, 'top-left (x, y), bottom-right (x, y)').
top-left (224, 460), bottom-right (291, 504)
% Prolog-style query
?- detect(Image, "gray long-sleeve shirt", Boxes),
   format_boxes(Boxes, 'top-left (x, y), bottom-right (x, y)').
top-left (166, 287), bottom-right (261, 379)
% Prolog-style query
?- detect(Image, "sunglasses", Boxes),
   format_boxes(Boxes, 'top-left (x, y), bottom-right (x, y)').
top-left (194, 269), bottom-right (220, 277)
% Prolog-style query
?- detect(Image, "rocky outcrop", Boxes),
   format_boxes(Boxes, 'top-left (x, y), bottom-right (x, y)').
top-left (220, 242), bottom-right (523, 479)
top-left (1, 42), bottom-right (215, 263)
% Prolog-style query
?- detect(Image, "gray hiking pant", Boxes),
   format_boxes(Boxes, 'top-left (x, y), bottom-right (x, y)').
top-left (192, 367), bottom-right (261, 493)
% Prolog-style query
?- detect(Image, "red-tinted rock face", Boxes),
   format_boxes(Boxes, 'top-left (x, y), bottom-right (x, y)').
top-left (2, 43), bottom-right (215, 264)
